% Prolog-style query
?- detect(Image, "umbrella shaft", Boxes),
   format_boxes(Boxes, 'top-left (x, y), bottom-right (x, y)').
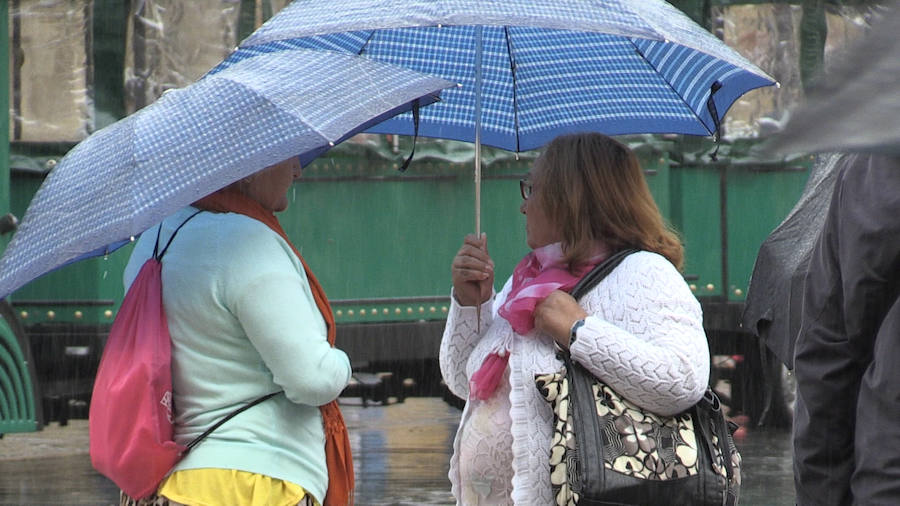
top-left (475, 145), bottom-right (481, 236)
top-left (474, 25), bottom-right (483, 237)
top-left (474, 25), bottom-right (483, 328)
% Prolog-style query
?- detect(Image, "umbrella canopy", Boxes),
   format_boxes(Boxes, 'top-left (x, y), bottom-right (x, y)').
top-left (219, 0), bottom-right (775, 237)
top-left (741, 153), bottom-right (844, 368)
top-left (223, 0), bottom-right (775, 152)
top-left (765, 6), bottom-right (900, 156)
top-left (0, 48), bottom-right (455, 299)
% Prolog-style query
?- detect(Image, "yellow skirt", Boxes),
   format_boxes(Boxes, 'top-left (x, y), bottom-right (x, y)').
top-left (120, 469), bottom-right (319, 506)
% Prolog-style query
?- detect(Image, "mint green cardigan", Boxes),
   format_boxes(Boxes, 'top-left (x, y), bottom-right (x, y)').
top-left (124, 206), bottom-right (351, 502)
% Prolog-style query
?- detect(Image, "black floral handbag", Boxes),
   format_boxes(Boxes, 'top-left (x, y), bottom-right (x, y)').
top-left (534, 249), bottom-right (741, 506)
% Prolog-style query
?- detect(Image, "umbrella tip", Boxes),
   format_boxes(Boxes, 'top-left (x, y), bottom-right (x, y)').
top-left (329, 141), bottom-right (335, 147)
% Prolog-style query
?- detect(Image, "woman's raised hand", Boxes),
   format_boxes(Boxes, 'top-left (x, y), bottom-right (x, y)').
top-left (451, 233), bottom-right (494, 307)
top-left (534, 290), bottom-right (588, 348)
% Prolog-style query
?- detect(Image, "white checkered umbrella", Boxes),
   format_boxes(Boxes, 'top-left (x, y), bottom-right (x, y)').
top-left (222, 0), bottom-right (776, 235)
top-left (0, 48), bottom-right (455, 299)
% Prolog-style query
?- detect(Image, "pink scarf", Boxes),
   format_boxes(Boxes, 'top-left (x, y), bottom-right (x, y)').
top-left (469, 242), bottom-right (609, 400)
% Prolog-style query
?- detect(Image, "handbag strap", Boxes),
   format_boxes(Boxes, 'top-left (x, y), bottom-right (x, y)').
top-left (561, 248), bottom-right (638, 492)
top-left (183, 391), bottom-right (280, 454)
top-left (570, 248), bottom-right (640, 299)
top-left (697, 389), bottom-right (736, 482)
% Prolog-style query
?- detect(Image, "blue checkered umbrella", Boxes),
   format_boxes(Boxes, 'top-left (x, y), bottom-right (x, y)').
top-left (218, 0), bottom-right (775, 234)
top-left (0, 48), bottom-right (455, 299)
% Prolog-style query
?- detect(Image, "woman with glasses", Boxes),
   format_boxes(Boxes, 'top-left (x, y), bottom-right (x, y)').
top-left (439, 132), bottom-right (710, 504)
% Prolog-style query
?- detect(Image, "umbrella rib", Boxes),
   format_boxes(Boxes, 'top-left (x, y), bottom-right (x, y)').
top-left (357, 30), bottom-right (375, 55)
top-left (627, 39), bottom-right (715, 136)
top-left (503, 26), bottom-right (522, 154)
top-left (193, 74), bottom-right (334, 172)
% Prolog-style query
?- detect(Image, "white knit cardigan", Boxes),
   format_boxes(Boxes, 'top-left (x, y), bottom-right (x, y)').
top-left (439, 251), bottom-right (711, 505)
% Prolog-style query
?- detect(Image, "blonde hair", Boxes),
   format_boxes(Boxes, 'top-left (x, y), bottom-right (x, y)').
top-left (533, 133), bottom-right (684, 271)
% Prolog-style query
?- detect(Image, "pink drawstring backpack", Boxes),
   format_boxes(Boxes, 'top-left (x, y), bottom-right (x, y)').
top-left (89, 212), bottom-right (199, 499)
top-left (90, 211), bottom-right (277, 499)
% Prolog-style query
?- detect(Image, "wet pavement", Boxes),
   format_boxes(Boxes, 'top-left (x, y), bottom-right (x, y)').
top-left (1, 397), bottom-right (793, 505)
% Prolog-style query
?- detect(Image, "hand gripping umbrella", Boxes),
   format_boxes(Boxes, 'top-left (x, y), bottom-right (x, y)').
top-left (0, 48), bottom-right (455, 299)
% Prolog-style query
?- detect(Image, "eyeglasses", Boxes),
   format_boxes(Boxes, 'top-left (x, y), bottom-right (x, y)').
top-left (519, 178), bottom-right (533, 200)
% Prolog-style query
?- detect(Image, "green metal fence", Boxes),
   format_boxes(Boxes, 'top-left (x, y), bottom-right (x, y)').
top-left (0, 302), bottom-right (40, 434)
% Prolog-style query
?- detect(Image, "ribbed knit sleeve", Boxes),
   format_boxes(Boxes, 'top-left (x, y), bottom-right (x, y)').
top-left (439, 289), bottom-right (495, 400)
top-left (568, 251), bottom-right (709, 415)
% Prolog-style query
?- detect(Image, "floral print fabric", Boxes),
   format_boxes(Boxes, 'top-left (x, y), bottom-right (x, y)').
top-left (535, 371), bottom-right (736, 506)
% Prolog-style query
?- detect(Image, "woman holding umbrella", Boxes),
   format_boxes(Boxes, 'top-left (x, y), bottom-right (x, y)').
top-left (121, 157), bottom-right (353, 506)
top-left (439, 132), bottom-right (711, 504)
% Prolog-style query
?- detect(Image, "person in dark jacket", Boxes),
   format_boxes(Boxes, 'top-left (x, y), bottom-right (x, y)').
top-left (793, 153), bottom-right (900, 505)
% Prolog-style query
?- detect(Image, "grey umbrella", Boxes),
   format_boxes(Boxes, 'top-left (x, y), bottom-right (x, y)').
top-left (741, 153), bottom-right (844, 368)
top-left (744, 5), bottom-right (900, 368)
top-left (765, 6), bottom-right (900, 156)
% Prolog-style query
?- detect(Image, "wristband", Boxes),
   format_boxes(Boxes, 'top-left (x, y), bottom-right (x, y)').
top-left (569, 319), bottom-right (585, 347)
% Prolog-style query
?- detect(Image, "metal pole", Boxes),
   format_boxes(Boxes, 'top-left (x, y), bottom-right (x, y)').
top-left (255, 0), bottom-right (263, 29)
top-left (1, 2), bottom-right (11, 245)
top-left (719, 165), bottom-right (729, 300)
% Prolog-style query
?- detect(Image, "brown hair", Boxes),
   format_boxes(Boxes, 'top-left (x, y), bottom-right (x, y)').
top-left (532, 132), bottom-right (684, 271)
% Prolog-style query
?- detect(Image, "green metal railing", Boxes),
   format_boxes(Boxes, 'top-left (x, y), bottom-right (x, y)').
top-left (0, 302), bottom-right (40, 434)
top-left (0, 0), bottom-right (40, 437)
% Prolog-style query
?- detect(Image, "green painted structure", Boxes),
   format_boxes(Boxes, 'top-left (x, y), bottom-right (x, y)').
top-left (1, 1), bottom-right (835, 431)
top-left (0, 300), bottom-right (39, 434)
top-left (1, 1), bottom-right (41, 435)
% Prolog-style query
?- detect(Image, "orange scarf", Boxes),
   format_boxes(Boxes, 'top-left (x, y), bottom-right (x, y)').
top-left (194, 186), bottom-right (354, 506)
